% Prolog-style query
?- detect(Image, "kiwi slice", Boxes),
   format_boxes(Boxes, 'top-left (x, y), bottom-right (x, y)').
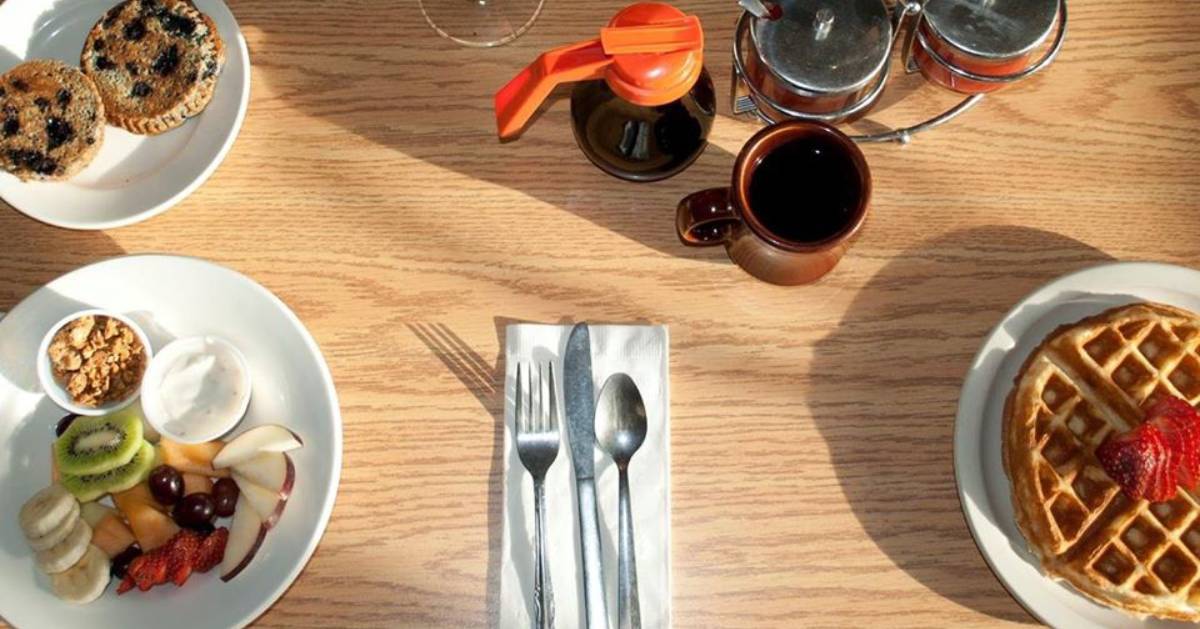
top-left (61, 441), bottom-right (155, 502)
top-left (54, 407), bottom-right (144, 476)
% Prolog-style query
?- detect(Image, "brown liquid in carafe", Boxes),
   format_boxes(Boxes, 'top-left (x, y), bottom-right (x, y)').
top-left (747, 135), bottom-right (862, 244)
top-left (570, 68), bottom-right (715, 182)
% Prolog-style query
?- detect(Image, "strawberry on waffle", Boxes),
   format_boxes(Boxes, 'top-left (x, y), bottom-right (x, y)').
top-left (1097, 397), bottom-right (1200, 503)
top-left (1004, 302), bottom-right (1200, 621)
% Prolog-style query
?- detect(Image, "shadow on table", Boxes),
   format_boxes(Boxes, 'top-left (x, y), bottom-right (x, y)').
top-left (406, 318), bottom-right (516, 626)
top-left (0, 7), bottom-right (125, 304)
top-left (809, 225), bottom-right (1115, 623)
top-left (0, 213), bottom-right (125, 313)
top-left (239, 3), bottom-right (736, 264)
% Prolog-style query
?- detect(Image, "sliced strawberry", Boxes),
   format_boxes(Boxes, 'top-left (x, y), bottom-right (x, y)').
top-left (1097, 427), bottom-right (1163, 500)
top-left (168, 530), bottom-right (202, 587)
top-left (194, 528), bottom-right (228, 574)
top-left (119, 529), bottom-right (213, 594)
top-left (1147, 396), bottom-right (1199, 423)
top-left (127, 550), bottom-right (168, 591)
top-left (1150, 428), bottom-right (1177, 502)
top-left (1148, 396), bottom-right (1200, 487)
top-left (1097, 395), bottom-right (1200, 501)
top-left (116, 574), bottom-right (135, 595)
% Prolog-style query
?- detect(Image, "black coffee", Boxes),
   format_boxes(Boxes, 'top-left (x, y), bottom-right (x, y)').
top-left (746, 134), bottom-right (863, 244)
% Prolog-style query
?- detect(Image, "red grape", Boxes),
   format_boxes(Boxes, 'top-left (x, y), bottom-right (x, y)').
top-left (212, 478), bottom-right (239, 517)
top-left (173, 493), bottom-right (216, 530)
top-left (55, 414), bottom-right (79, 437)
top-left (111, 545), bottom-right (141, 579)
top-left (148, 465), bottom-right (183, 506)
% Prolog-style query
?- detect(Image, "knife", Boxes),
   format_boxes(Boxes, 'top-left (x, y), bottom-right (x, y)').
top-left (563, 323), bottom-right (609, 629)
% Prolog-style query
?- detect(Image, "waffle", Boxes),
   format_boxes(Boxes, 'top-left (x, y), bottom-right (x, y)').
top-left (1004, 302), bottom-right (1200, 620)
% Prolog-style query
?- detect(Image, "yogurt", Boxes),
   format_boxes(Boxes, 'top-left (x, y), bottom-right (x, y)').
top-left (141, 336), bottom-right (252, 443)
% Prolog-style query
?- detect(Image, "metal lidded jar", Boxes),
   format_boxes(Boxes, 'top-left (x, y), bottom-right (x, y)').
top-left (734, 0), bottom-right (892, 124)
top-left (914, 0), bottom-right (1065, 94)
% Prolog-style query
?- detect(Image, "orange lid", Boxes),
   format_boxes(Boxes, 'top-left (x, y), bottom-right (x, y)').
top-left (603, 3), bottom-right (704, 108)
top-left (494, 2), bottom-right (704, 139)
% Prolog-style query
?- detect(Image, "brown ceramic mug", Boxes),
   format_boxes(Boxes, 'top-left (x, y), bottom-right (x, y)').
top-left (676, 121), bottom-right (870, 285)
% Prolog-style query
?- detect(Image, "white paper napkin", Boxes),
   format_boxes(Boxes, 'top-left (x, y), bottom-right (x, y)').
top-left (500, 324), bottom-right (671, 629)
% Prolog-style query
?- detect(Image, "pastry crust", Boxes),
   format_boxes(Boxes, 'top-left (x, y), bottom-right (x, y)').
top-left (80, 0), bottom-right (225, 135)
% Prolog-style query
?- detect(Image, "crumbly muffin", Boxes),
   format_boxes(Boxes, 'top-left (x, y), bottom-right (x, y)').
top-left (80, 0), bottom-right (225, 135)
top-left (0, 60), bottom-right (105, 181)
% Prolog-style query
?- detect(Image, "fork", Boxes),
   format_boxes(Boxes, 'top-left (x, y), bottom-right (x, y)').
top-left (515, 362), bottom-right (559, 629)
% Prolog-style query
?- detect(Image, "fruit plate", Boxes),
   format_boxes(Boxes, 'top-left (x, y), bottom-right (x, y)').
top-left (0, 0), bottom-right (251, 230)
top-left (955, 261), bottom-right (1200, 628)
top-left (0, 255), bottom-right (341, 628)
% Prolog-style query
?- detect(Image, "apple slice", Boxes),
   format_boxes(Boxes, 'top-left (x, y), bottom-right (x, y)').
top-left (220, 494), bottom-right (267, 582)
top-left (232, 472), bottom-right (289, 529)
top-left (213, 424), bottom-right (303, 469)
top-left (231, 452), bottom-right (295, 494)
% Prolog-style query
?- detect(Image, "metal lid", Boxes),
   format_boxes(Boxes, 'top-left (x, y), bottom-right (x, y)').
top-left (923, 0), bottom-right (1059, 60)
top-left (750, 0), bottom-right (891, 95)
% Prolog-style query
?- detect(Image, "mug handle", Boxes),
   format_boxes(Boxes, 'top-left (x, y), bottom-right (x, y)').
top-left (676, 187), bottom-right (741, 246)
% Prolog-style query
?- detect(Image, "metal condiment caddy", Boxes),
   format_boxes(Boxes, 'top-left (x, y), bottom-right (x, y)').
top-left (731, 0), bottom-right (1068, 144)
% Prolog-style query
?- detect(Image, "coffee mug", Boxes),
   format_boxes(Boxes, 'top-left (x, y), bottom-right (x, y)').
top-left (676, 121), bottom-right (871, 285)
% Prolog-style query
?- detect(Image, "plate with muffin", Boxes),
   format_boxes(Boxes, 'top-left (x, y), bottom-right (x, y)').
top-left (956, 261), bottom-right (1200, 626)
top-left (0, 0), bottom-right (249, 230)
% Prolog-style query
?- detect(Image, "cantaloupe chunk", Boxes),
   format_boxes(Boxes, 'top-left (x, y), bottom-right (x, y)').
top-left (182, 473), bottom-right (213, 496)
top-left (91, 512), bottom-right (137, 558)
top-left (124, 501), bottom-right (180, 551)
top-left (113, 483), bottom-right (164, 514)
top-left (158, 438), bottom-right (229, 478)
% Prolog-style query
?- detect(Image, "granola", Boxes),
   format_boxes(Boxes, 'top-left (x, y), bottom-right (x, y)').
top-left (47, 314), bottom-right (146, 407)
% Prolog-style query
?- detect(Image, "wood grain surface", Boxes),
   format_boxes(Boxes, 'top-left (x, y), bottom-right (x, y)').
top-left (2, 0), bottom-right (1200, 626)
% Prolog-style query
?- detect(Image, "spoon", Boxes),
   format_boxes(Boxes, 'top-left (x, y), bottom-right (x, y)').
top-left (595, 373), bottom-right (648, 629)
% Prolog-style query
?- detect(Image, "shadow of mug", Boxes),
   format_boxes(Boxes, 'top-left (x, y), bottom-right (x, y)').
top-left (809, 225), bottom-right (1115, 623)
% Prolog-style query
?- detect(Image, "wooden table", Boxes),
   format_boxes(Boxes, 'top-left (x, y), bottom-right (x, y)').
top-left (2, 0), bottom-right (1199, 626)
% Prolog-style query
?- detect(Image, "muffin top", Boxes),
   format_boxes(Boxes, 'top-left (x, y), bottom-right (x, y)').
top-left (0, 60), bottom-right (104, 181)
top-left (80, 0), bottom-right (223, 124)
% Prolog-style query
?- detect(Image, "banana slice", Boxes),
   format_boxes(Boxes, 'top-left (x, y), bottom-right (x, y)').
top-left (19, 484), bottom-right (77, 539)
top-left (51, 545), bottom-right (110, 604)
top-left (27, 500), bottom-right (80, 552)
top-left (36, 517), bottom-right (91, 575)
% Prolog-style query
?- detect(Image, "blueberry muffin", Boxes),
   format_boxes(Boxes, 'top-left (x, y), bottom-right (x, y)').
top-left (0, 60), bottom-right (105, 181)
top-left (81, 0), bottom-right (225, 135)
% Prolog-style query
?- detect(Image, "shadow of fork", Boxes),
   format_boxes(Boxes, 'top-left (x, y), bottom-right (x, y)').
top-left (406, 320), bottom-right (515, 627)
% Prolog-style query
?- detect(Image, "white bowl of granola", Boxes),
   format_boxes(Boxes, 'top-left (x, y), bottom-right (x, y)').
top-left (36, 309), bottom-right (153, 416)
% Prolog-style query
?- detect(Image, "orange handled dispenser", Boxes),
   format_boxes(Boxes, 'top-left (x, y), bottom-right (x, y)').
top-left (495, 3), bottom-right (715, 182)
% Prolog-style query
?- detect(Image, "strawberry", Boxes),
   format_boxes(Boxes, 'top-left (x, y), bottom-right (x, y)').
top-left (118, 528), bottom-right (219, 594)
top-left (1097, 395), bottom-right (1200, 501)
top-left (126, 549), bottom-right (169, 591)
top-left (1147, 396), bottom-right (1200, 486)
top-left (168, 530), bottom-right (202, 587)
top-left (116, 574), bottom-right (135, 595)
top-left (1149, 430), bottom-right (1177, 501)
top-left (1098, 423), bottom-right (1168, 500)
top-left (194, 528), bottom-right (228, 574)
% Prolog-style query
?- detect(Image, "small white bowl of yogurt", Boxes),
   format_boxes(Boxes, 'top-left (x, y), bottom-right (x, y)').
top-left (140, 336), bottom-right (252, 443)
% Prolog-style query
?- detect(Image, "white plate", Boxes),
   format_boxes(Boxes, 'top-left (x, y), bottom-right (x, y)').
top-left (955, 261), bottom-right (1200, 628)
top-left (0, 0), bottom-right (251, 230)
top-left (0, 255), bottom-right (341, 628)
